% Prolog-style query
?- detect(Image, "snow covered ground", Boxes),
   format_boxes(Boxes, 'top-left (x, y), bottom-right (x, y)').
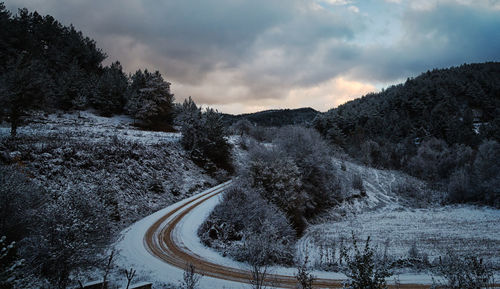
top-left (0, 111), bottom-right (215, 228)
top-left (113, 139), bottom-right (498, 288)
top-left (298, 160), bottom-right (500, 275)
top-left (116, 181), bottom-right (443, 288)
top-left (115, 182), bottom-right (251, 289)
top-left (0, 110), bottom-right (181, 144)
top-left (298, 205), bottom-right (500, 270)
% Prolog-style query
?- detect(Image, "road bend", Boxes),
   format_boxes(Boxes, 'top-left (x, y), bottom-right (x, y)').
top-left (144, 181), bottom-right (430, 289)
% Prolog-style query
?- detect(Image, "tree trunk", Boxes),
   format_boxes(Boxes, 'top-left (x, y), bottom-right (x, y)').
top-left (10, 110), bottom-right (18, 137)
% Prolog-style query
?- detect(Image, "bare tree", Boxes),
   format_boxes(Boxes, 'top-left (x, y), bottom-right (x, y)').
top-left (123, 268), bottom-right (136, 289)
top-left (101, 250), bottom-right (115, 289)
top-left (295, 255), bottom-right (315, 289)
top-left (26, 187), bottom-right (112, 289)
top-left (250, 262), bottom-right (269, 289)
top-left (179, 263), bottom-right (202, 289)
top-left (244, 233), bottom-right (277, 289)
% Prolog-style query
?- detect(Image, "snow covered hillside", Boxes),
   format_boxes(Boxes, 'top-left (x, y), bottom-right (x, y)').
top-left (298, 159), bottom-right (500, 273)
top-left (0, 111), bottom-right (216, 228)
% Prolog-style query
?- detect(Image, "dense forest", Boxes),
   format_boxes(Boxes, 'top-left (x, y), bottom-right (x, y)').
top-left (314, 63), bottom-right (500, 206)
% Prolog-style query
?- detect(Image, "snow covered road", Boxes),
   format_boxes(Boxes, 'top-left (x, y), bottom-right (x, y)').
top-left (116, 182), bottom-right (434, 288)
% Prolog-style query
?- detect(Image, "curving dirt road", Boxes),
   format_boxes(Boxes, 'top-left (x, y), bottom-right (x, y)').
top-left (143, 181), bottom-right (430, 288)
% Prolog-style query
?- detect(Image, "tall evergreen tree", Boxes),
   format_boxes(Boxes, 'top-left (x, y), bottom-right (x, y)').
top-left (177, 97), bottom-right (233, 173)
top-left (94, 61), bottom-right (128, 116)
top-left (126, 69), bottom-right (175, 127)
top-left (0, 55), bottom-right (46, 136)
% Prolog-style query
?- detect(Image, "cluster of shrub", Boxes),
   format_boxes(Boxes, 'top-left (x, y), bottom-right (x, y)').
top-left (314, 62), bottom-right (500, 207)
top-left (0, 3), bottom-right (175, 135)
top-left (0, 166), bottom-right (112, 288)
top-left (199, 126), bottom-right (341, 266)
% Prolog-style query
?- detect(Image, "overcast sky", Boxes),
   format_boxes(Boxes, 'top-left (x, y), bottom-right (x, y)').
top-left (7, 0), bottom-right (500, 114)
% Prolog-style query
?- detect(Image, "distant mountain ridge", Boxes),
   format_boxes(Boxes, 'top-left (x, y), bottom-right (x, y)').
top-left (222, 107), bottom-right (319, 127)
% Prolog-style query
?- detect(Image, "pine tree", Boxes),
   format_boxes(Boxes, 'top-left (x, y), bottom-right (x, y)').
top-left (94, 61), bottom-right (128, 116)
top-left (0, 55), bottom-right (46, 136)
top-left (57, 59), bottom-right (86, 110)
top-left (126, 70), bottom-right (175, 127)
top-left (177, 97), bottom-right (233, 173)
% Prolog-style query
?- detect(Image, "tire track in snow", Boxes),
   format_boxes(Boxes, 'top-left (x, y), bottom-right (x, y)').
top-left (143, 182), bottom-right (432, 288)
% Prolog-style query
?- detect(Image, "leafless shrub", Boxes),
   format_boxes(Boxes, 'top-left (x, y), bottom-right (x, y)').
top-left (431, 249), bottom-right (494, 289)
top-left (123, 267), bottom-right (136, 289)
top-left (295, 256), bottom-right (315, 289)
top-left (179, 263), bottom-right (201, 289)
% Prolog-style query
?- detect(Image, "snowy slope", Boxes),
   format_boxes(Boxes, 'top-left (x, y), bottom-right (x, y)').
top-left (0, 111), bottom-right (216, 228)
top-left (298, 159), bottom-right (500, 274)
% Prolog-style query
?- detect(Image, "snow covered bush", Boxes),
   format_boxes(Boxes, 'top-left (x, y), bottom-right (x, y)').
top-left (245, 148), bottom-right (307, 234)
top-left (179, 263), bottom-right (202, 289)
top-left (244, 126), bottom-right (341, 234)
top-left (431, 249), bottom-right (494, 289)
top-left (24, 187), bottom-right (112, 289)
top-left (295, 256), bottom-right (315, 289)
top-left (0, 165), bottom-right (43, 243)
top-left (198, 185), bottom-right (296, 266)
top-left (274, 126), bottom-right (341, 218)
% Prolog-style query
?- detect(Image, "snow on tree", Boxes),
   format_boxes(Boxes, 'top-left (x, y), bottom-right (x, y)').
top-left (246, 149), bottom-right (307, 234)
top-left (177, 97), bottom-right (233, 173)
top-left (126, 69), bottom-right (175, 127)
top-left (25, 188), bottom-right (111, 289)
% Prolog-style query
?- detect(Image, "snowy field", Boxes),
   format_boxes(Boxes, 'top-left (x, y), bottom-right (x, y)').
top-left (298, 205), bottom-right (500, 271)
top-left (298, 160), bottom-right (500, 274)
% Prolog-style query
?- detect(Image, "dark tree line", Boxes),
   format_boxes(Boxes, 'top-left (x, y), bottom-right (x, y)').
top-left (314, 62), bottom-right (500, 206)
top-left (0, 3), bottom-right (175, 135)
top-left (222, 107), bottom-right (319, 127)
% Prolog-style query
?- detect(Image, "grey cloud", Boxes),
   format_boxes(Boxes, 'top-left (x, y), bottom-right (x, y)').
top-left (6, 0), bottom-right (500, 111)
top-left (352, 3), bottom-right (500, 82)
